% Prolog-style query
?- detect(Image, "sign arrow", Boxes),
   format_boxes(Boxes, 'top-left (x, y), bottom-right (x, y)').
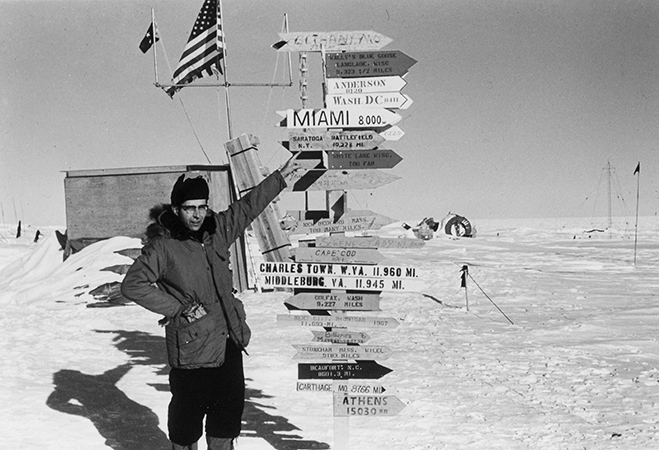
top-left (311, 330), bottom-right (371, 344)
top-left (326, 149), bottom-right (403, 170)
top-left (284, 169), bottom-right (400, 192)
top-left (276, 314), bottom-right (400, 329)
top-left (277, 108), bottom-right (401, 129)
top-left (343, 209), bottom-right (397, 229)
top-left (263, 274), bottom-right (425, 291)
top-left (325, 50), bottom-right (417, 78)
top-left (326, 92), bottom-right (413, 110)
top-left (295, 382), bottom-right (387, 395)
top-left (333, 394), bottom-right (405, 416)
top-left (285, 292), bottom-right (382, 311)
top-left (292, 344), bottom-right (393, 361)
top-left (275, 31), bottom-right (392, 52)
top-left (379, 125), bottom-right (405, 141)
top-left (284, 130), bottom-right (386, 151)
top-left (260, 262), bottom-right (420, 280)
top-left (294, 246), bottom-right (385, 265)
top-left (298, 361), bottom-right (393, 380)
top-left (315, 235), bottom-right (426, 249)
top-left (326, 76), bottom-right (407, 95)
top-left (280, 215), bottom-right (376, 235)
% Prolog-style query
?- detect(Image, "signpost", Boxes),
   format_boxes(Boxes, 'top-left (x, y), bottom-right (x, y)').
top-left (326, 149), bottom-right (403, 170)
top-left (325, 50), bottom-right (417, 78)
top-left (284, 130), bottom-right (386, 151)
top-left (285, 292), bottom-right (382, 311)
top-left (275, 31), bottom-right (393, 52)
top-left (298, 361), bottom-right (392, 380)
top-left (270, 27), bottom-right (415, 450)
top-left (325, 76), bottom-right (407, 95)
top-left (277, 108), bottom-right (402, 129)
top-left (276, 314), bottom-right (400, 329)
top-left (326, 92), bottom-right (412, 110)
top-left (292, 344), bottom-right (392, 360)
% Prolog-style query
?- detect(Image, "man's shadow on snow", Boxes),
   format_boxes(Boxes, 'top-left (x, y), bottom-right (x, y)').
top-left (47, 329), bottom-right (329, 450)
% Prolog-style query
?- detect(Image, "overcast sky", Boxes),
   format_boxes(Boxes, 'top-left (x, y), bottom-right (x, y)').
top-left (1, 0), bottom-right (657, 226)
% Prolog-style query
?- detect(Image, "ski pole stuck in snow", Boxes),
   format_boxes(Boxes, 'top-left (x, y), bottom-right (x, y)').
top-left (462, 264), bottom-right (514, 325)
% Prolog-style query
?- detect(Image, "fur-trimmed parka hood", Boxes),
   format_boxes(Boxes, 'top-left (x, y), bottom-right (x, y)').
top-left (144, 203), bottom-right (217, 243)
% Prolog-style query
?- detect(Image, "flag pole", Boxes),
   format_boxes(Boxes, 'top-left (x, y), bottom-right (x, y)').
top-left (217, 0), bottom-right (233, 141)
top-left (633, 162), bottom-right (640, 265)
top-left (151, 8), bottom-right (159, 85)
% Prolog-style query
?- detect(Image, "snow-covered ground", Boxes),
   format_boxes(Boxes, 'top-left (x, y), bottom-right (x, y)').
top-left (1, 217), bottom-right (659, 450)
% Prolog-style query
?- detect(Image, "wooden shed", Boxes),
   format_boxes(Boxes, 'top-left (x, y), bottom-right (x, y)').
top-left (63, 164), bottom-right (251, 291)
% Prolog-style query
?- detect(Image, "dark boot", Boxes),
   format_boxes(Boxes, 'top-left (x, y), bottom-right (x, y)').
top-left (171, 442), bottom-right (198, 450)
top-left (206, 437), bottom-right (234, 450)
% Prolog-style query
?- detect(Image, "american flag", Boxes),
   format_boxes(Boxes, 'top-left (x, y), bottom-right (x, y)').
top-left (166, 0), bottom-right (224, 98)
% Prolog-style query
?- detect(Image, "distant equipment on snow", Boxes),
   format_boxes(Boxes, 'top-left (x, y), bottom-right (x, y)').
top-left (441, 213), bottom-right (475, 238)
top-left (403, 213), bottom-right (475, 240)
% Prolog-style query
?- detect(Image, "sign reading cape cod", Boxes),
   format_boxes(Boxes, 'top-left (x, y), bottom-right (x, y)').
top-left (265, 28), bottom-right (418, 449)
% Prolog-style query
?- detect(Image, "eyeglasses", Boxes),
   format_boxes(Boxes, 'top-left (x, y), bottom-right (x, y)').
top-left (179, 205), bottom-right (209, 214)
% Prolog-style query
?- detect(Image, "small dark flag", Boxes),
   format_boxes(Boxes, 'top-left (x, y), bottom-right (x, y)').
top-left (139, 23), bottom-right (159, 54)
top-left (634, 162), bottom-right (640, 175)
top-left (460, 265), bottom-right (468, 288)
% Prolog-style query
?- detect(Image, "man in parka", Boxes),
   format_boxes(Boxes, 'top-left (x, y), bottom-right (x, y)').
top-left (121, 157), bottom-right (300, 450)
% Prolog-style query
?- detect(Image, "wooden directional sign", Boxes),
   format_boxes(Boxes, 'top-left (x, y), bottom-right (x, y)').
top-left (263, 274), bottom-right (424, 291)
top-left (297, 382), bottom-right (334, 392)
top-left (285, 130), bottom-right (386, 151)
top-left (285, 292), bottom-right (382, 311)
top-left (343, 209), bottom-right (397, 229)
top-left (275, 31), bottom-right (392, 52)
top-left (276, 314), bottom-right (400, 329)
top-left (298, 361), bottom-right (392, 380)
top-left (292, 344), bottom-right (392, 360)
top-left (326, 76), bottom-right (407, 95)
top-left (326, 149), bottom-right (403, 170)
top-left (325, 50), bottom-right (417, 78)
top-left (277, 108), bottom-right (401, 129)
top-left (335, 383), bottom-right (386, 394)
top-left (316, 235), bottom-right (426, 249)
top-left (259, 262), bottom-right (421, 280)
top-left (296, 382), bottom-right (386, 394)
top-left (333, 394), bottom-right (405, 417)
top-left (312, 330), bottom-right (371, 344)
top-left (284, 169), bottom-right (400, 192)
top-left (295, 246), bottom-right (385, 265)
top-left (379, 125), bottom-right (405, 142)
top-left (280, 215), bottom-right (376, 235)
top-left (285, 209), bottom-right (396, 231)
top-left (326, 93), bottom-right (413, 110)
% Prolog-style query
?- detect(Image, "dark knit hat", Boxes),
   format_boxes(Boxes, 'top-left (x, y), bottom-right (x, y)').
top-left (170, 174), bottom-right (209, 206)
